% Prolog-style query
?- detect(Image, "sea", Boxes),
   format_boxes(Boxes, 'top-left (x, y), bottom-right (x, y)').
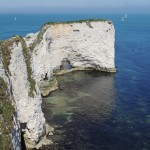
top-left (0, 13), bottom-right (150, 150)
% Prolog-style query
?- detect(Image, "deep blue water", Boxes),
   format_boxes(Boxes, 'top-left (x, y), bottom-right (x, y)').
top-left (0, 13), bottom-right (121, 40)
top-left (1, 14), bottom-right (150, 149)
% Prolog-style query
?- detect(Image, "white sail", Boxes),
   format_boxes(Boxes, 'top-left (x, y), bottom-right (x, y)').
top-left (122, 17), bottom-right (125, 22)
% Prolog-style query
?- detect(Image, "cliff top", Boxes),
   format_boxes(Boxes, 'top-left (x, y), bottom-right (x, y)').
top-left (41, 19), bottom-right (112, 28)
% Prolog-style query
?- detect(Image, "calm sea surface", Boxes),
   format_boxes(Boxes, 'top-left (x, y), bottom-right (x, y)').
top-left (1, 14), bottom-right (150, 150)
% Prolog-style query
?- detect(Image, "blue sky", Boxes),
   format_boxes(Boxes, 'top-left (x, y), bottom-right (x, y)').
top-left (0, 0), bottom-right (150, 13)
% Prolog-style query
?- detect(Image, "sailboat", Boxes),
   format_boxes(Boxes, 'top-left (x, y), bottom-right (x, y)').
top-left (122, 13), bottom-right (127, 22)
top-left (15, 17), bottom-right (17, 21)
top-left (122, 17), bottom-right (125, 22)
top-left (125, 14), bottom-right (128, 19)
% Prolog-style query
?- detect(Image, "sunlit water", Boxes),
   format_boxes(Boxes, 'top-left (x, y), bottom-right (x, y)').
top-left (0, 13), bottom-right (150, 150)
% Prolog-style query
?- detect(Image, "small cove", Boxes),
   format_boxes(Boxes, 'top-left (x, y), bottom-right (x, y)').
top-left (42, 70), bottom-right (150, 150)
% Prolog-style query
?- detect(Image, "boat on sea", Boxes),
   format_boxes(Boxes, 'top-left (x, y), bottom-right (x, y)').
top-left (122, 17), bottom-right (125, 22)
top-left (122, 14), bottom-right (127, 22)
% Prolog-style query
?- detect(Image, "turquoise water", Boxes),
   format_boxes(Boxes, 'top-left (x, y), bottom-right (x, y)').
top-left (42, 71), bottom-right (117, 149)
top-left (1, 14), bottom-right (150, 149)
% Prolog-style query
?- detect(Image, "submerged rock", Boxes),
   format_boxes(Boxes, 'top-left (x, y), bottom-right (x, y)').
top-left (39, 77), bottom-right (59, 97)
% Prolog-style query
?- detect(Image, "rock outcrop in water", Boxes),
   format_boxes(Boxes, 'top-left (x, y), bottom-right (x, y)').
top-left (0, 19), bottom-right (115, 149)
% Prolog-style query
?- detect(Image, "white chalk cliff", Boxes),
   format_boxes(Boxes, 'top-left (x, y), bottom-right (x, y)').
top-left (27, 20), bottom-right (115, 82)
top-left (0, 20), bottom-right (115, 149)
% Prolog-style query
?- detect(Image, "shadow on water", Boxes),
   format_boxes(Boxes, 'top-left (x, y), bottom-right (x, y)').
top-left (42, 71), bottom-right (150, 150)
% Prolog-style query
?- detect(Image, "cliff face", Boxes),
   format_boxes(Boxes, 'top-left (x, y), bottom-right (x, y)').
top-left (0, 42), bottom-right (21, 150)
top-left (27, 20), bottom-right (115, 82)
top-left (9, 40), bottom-right (45, 143)
top-left (0, 37), bottom-right (45, 149)
top-left (0, 20), bottom-right (115, 149)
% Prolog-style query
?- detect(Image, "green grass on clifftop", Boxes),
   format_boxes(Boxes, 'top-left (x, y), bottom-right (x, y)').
top-left (42, 19), bottom-right (111, 27)
top-left (0, 77), bottom-right (14, 150)
top-left (18, 36), bottom-right (36, 97)
top-left (0, 38), bottom-right (19, 75)
top-left (0, 36), bottom-right (36, 97)
top-left (29, 25), bottom-right (49, 52)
